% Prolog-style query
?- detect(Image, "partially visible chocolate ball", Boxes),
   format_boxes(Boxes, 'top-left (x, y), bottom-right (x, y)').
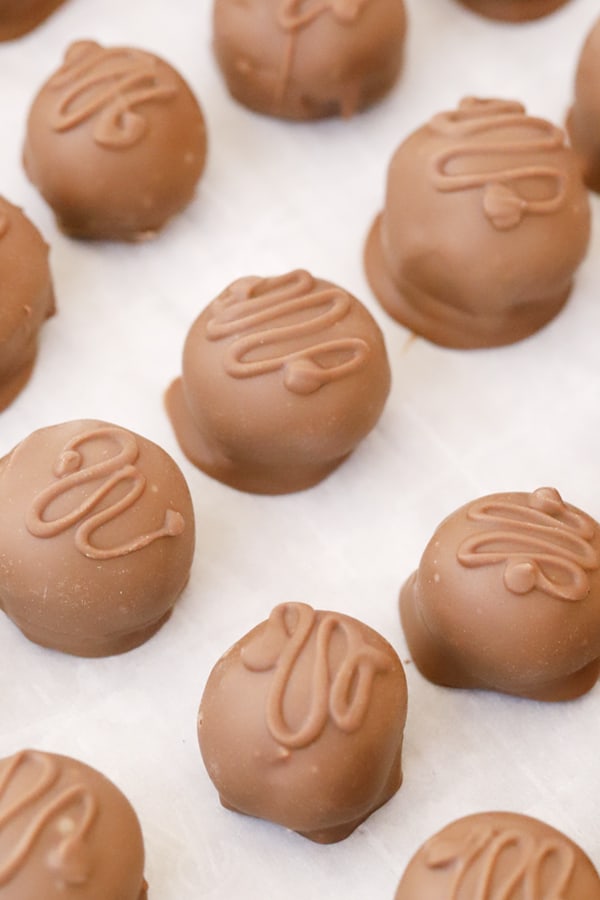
top-left (400, 487), bottom-right (600, 701)
top-left (0, 0), bottom-right (68, 41)
top-left (452, 0), bottom-right (571, 21)
top-left (0, 419), bottom-right (195, 657)
top-left (395, 812), bottom-right (600, 899)
top-left (165, 269), bottom-right (391, 494)
top-left (365, 97), bottom-right (590, 349)
top-left (0, 749), bottom-right (147, 899)
top-left (0, 196), bottom-right (55, 412)
top-left (198, 602), bottom-right (407, 843)
top-left (213, 0), bottom-right (407, 120)
top-left (23, 40), bottom-right (207, 241)
top-left (567, 16), bottom-right (600, 193)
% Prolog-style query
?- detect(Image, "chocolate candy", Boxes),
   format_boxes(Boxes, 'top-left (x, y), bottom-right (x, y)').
top-left (198, 602), bottom-right (407, 843)
top-left (0, 749), bottom-right (147, 899)
top-left (0, 420), bottom-right (195, 657)
top-left (395, 812), bottom-right (600, 898)
top-left (165, 269), bottom-right (391, 494)
top-left (452, 0), bottom-right (571, 20)
top-left (0, 0), bottom-right (68, 40)
top-left (400, 487), bottom-right (600, 701)
top-left (0, 197), bottom-right (55, 412)
top-left (365, 97), bottom-right (590, 348)
top-left (23, 40), bottom-right (207, 241)
top-left (567, 16), bottom-right (600, 194)
top-left (213, 0), bottom-right (407, 120)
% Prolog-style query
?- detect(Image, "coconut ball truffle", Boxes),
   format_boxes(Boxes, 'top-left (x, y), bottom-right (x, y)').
top-left (395, 812), bottom-right (600, 899)
top-left (452, 0), bottom-right (571, 21)
top-left (0, 0), bottom-right (68, 40)
top-left (567, 16), bottom-right (600, 194)
top-left (365, 97), bottom-right (590, 349)
top-left (0, 197), bottom-right (55, 411)
top-left (165, 269), bottom-right (391, 494)
top-left (213, 0), bottom-right (407, 120)
top-left (198, 602), bottom-right (407, 843)
top-left (0, 749), bottom-right (147, 899)
top-left (400, 487), bottom-right (600, 701)
top-left (0, 419), bottom-right (195, 657)
top-left (23, 40), bottom-right (207, 241)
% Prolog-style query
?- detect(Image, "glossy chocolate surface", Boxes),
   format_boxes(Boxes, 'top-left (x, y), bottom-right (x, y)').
top-left (0, 419), bottom-right (195, 656)
top-left (0, 197), bottom-right (55, 412)
top-left (400, 488), bottom-right (600, 700)
top-left (567, 16), bottom-right (600, 193)
top-left (213, 0), bottom-right (407, 120)
top-left (453, 0), bottom-right (571, 21)
top-left (0, 749), bottom-right (147, 899)
top-left (198, 602), bottom-right (407, 842)
top-left (166, 269), bottom-right (391, 494)
top-left (23, 40), bottom-right (207, 241)
top-left (365, 97), bottom-right (590, 348)
top-left (395, 812), bottom-right (600, 899)
top-left (0, 0), bottom-right (67, 40)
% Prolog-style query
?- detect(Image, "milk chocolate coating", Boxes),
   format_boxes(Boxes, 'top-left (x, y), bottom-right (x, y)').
top-left (567, 17), bottom-right (600, 194)
top-left (395, 812), bottom-right (600, 899)
top-left (198, 602), bottom-right (407, 842)
top-left (0, 197), bottom-right (55, 412)
top-left (0, 0), bottom-right (68, 40)
top-left (213, 0), bottom-right (407, 120)
top-left (165, 269), bottom-right (391, 494)
top-left (0, 749), bottom-right (147, 899)
top-left (0, 419), bottom-right (195, 657)
top-left (453, 0), bottom-right (571, 21)
top-left (23, 40), bottom-right (207, 241)
top-left (365, 97), bottom-right (590, 349)
top-left (400, 487), bottom-right (600, 701)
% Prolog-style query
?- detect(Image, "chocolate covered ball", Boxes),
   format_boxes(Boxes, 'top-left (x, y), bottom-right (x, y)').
top-left (567, 16), bottom-right (600, 194)
top-left (400, 487), bottom-right (600, 701)
top-left (213, 0), bottom-right (407, 120)
top-left (0, 197), bottom-right (55, 411)
top-left (395, 812), bottom-right (600, 899)
top-left (23, 40), bottom-right (207, 241)
top-left (165, 269), bottom-right (391, 494)
top-left (198, 602), bottom-right (407, 843)
top-left (452, 0), bottom-right (571, 21)
top-left (0, 749), bottom-right (147, 899)
top-left (0, 0), bottom-right (68, 41)
top-left (365, 97), bottom-right (590, 349)
top-left (0, 419), bottom-right (195, 657)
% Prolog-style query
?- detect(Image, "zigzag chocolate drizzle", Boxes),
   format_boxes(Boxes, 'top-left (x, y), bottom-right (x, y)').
top-left (206, 270), bottom-right (370, 395)
top-left (47, 40), bottom-right (178, 149)
top-left (0, 751), bottom-right (96, 887)
top-left (425, 822), bottom-right (575, 900)
top-left (241, 602), bottom-right (392, 751)
top-left (428, 98), bottom-right (567, 230)
top-left (26, 425), bottom-right (184, 560)
top-left (457, 487), bottom-right (599, 601)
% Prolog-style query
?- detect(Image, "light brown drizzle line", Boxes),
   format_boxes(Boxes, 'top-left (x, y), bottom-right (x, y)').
top-left (457, 487), bottom-right (599, 602)
top-left (425, 823), bottom-right (575, 900)
top-left (428, 98), bottom-right (567, 230)
top-left (0, 211), bottom-right (9, 240)
top-left (274, 0), bottom-right (371, 110)
top-left (26, 425), bottom-right (184, 560)
top-left (0, 750), bottom-right (97, 887)
top-left (241, 603), bottom-right (392, 750)
top-left (47, 40), bottom-right (177, 149)
top-left (206, 269), bottom-right (370, 395)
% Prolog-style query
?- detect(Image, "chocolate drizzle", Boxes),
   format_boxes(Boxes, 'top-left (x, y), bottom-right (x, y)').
top-left (26, 425), bottom-right (185, 560)
top-left (428, 98), bottom-right (567, 230)
top-left (425, 822), bottom-right (575, 899)
top-left (0, 211), bottom-right (9, 240)
top-left (47, 40), bottom-right (178, 149)
top-left (457, 487), bottom-right (600, 601)
top-left (0, 751), bottom-right (96, 887)
top-left (206, 270), bottom-right (370, 395)
top-left (241, 602), bottom-right (392, 750)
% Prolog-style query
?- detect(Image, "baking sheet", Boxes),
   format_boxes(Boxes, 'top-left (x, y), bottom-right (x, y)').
top-left (1, 0), bottom-right (600, 896)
